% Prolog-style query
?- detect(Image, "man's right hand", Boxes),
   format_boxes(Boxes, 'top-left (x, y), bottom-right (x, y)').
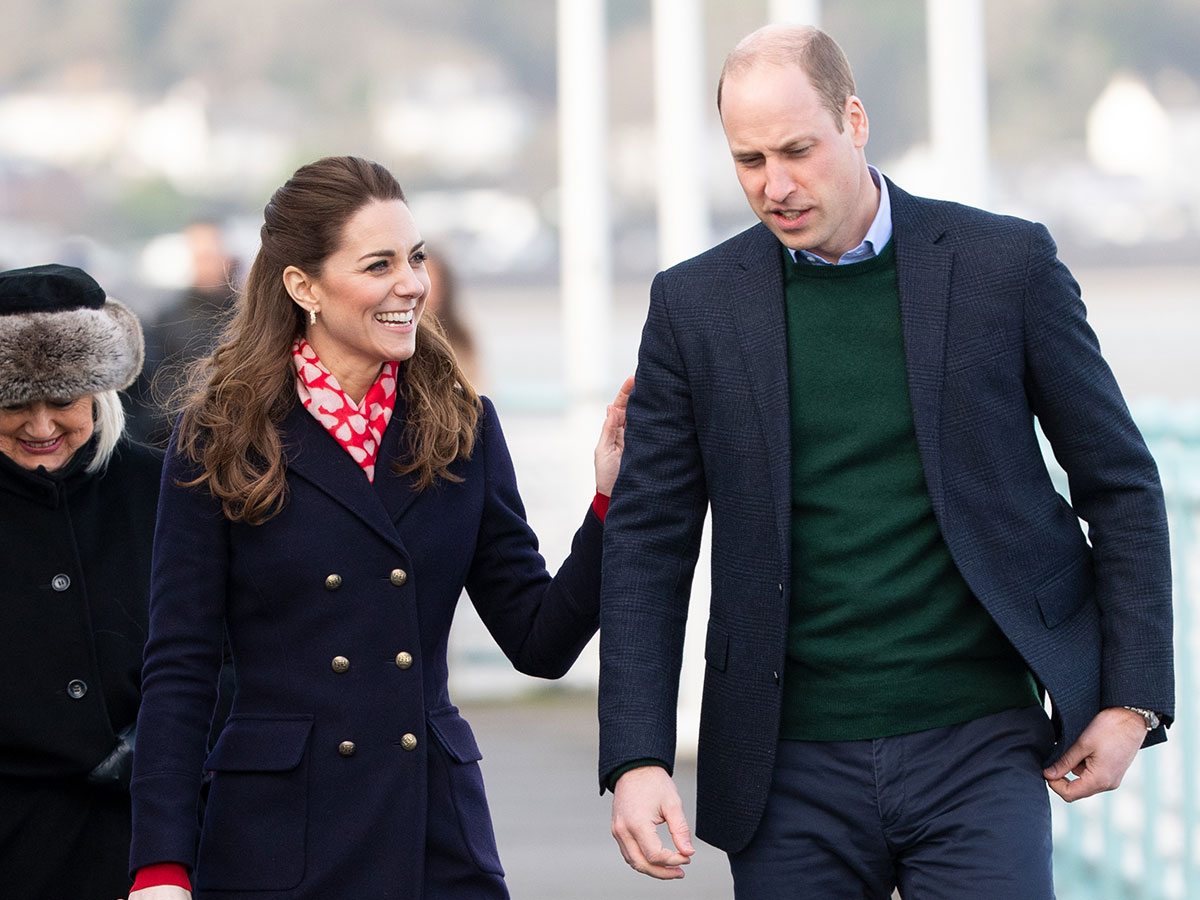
top-left (611, 765), bottom-right (695, 879)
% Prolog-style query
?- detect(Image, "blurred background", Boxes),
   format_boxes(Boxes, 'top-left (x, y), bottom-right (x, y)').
top-left (2, 0), bottom-right (1197, 896)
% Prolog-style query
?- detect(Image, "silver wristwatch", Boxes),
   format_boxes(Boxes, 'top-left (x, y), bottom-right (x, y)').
top-left (1123, 706), bottom-right (1160, 731)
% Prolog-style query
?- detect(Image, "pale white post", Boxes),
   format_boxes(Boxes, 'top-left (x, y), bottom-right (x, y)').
top-left (768, 0), bottom-right (821, 25)
top-left (556, 0), bottom-right (611, 404)
top-left (926, 0), bottom-right (989, 206)
top-left (652, 0), bottom-right (710, 269)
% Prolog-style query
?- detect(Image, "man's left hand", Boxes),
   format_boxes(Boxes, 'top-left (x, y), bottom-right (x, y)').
top-left (1043, 706), bottom-right (1149, 802)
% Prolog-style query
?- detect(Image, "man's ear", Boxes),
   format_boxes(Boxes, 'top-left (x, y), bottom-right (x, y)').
top-left (845, 95), bottom-right (869, 149)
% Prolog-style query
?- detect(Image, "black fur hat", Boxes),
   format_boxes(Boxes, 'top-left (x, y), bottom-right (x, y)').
top-left (0, 263), bottom-right (145, 406)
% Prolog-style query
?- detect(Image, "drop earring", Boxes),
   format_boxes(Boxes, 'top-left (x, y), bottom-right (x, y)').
top-left (309, 307), bottom-right (318, 326)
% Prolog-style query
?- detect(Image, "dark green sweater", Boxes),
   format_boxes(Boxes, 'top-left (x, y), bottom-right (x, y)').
top-left (780, 241), bottom-right (1037, 741)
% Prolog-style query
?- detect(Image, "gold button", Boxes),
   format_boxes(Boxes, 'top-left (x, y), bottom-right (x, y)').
top-left (325, 574), bottom-right (343, 591)
top-left (400, 733), bottom-right (418, 751)
top-left (338, 741), bottom-right (356, 757)
top-left (389, 568), bottom-right (408, 586)
top-left (394, 651), bottom-right (414, 670)
top-left (331, 655), bottom-right (350, 674)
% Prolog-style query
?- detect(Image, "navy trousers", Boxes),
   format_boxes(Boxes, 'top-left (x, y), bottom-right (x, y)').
top-left (728, 706), bottom-right (1057, 900)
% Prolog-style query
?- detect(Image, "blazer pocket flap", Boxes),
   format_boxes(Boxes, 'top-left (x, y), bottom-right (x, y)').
top-left (704, 620), bottom-right (729, 672)
top-left (427, 706), bottom-right (483, 764)
top-left (1034, 555), bottom-right (1094, 629)
top-left (204, 715), bottom-right (314, 772)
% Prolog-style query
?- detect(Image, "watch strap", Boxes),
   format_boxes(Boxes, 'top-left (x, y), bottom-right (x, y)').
top-left (1122, 706), bottom-right (1160, 731)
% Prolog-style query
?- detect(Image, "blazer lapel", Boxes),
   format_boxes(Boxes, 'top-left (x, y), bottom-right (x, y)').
top-left (283, 403), bottom-right (409, 553)
top-left (730, 224), bottom-right (793, 552)
top-left (888, 181), bottom-right (951, 512)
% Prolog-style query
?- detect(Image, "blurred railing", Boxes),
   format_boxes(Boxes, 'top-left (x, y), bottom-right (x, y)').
top-left (1054, 402), bottom-right (1200, 899)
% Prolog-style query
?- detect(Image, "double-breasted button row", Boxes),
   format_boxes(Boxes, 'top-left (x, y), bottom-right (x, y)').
top-left (328, 654), bottom-right (412, 672)
top-left (336, 735), bottom-right (418, 755)
top-left (325, 570), bottom-right (409, 590)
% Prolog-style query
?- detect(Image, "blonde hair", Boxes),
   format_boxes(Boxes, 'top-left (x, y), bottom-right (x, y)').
top-left (88, 389), bottom-right (126, 473)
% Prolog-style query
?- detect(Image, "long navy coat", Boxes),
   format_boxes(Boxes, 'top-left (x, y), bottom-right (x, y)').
top-left (130, 395), bottom-right (602, 898)
top-left (598, 180), bottom-right (1174, 854)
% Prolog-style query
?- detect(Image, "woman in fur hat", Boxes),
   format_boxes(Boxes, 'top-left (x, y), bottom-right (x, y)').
top-left (0, 263), bottom-right (164, 899)
top-left (126, 156), bottom-right (631, 899)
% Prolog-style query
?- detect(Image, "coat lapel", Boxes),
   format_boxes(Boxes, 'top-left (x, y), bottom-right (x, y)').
top-left (283, 403), bottom-right (410, 553)
top-left (370, 400), bottom-right (424, 525)
top-left (888, 181), bottom-right (951, 512)
top-left (730, 224), bottom-right (793, 552)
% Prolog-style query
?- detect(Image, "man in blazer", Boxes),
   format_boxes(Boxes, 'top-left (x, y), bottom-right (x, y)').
top-left (598, 24), bottom-right (1173, 899)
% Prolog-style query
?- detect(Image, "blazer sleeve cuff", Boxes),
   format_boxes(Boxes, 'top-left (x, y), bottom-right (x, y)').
top-left (602, 757), bottom-right (672, 794)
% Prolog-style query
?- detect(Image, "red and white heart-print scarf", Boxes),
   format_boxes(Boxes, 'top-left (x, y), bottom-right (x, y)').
top-left (292, 338), bottom-right (398, 482)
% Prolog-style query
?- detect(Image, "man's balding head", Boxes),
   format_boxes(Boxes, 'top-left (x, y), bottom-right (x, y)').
top-left (718, 25), bottom-right (857, 133)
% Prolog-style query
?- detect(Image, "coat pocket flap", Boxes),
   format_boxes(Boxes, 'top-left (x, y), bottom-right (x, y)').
top-left (204, 715), bottom-right (314, 772)
top-left (427, 706), bottom-right (483, 764)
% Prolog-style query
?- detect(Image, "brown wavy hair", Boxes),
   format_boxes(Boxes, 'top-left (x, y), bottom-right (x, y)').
top-left (173, 156), bottom-right (481, 524)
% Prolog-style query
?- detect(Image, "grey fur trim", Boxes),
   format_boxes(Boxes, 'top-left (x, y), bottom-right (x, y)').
top-left (0, 298), bottom-right (144, 406)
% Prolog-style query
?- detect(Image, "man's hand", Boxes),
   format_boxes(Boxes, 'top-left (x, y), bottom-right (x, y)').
top-left (611, 765), bottom-right (695, 879)
top-left (1043, 706), bottom-right (1149, 802)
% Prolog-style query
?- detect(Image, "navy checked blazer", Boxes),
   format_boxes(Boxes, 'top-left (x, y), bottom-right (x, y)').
top-left (598, 179), bottom-right (1173, 854)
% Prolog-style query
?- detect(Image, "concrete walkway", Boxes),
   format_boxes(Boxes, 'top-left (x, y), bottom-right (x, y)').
top-left (461, 689), bottom-right (735, 899)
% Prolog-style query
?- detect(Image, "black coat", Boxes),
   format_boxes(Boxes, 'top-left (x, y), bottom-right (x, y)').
top-left (0, 436), bottom-right (163, 898)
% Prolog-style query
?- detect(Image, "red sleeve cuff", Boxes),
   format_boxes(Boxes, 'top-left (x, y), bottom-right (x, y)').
top-left (131, 862), bottom-right (192, 892)
top-left (592, 491), bottom-right (610, 522)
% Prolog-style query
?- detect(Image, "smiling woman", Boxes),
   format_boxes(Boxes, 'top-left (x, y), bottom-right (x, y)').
top-left (0, 264), bottom-right (163, 900)
top-left (0, 264), bottom-right (146, 474)
top-left (126, 156), bottom-right (632, 900)
top-left (281, 199), bottom-right (430, 403)
top-left (0, 396), bottom-right (95, 471)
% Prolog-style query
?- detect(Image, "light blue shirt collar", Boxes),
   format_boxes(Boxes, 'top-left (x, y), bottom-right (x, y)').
top-left (789, 165), bottom-right (892, 266)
